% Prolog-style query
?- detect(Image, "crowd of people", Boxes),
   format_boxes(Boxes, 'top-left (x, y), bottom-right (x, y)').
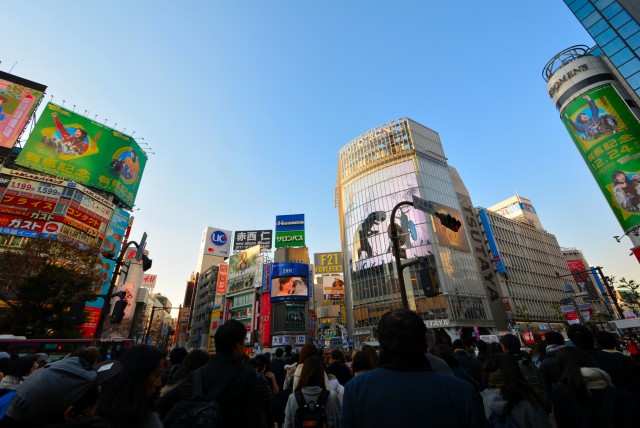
top-left (0, 312), bottom-right (637, 427)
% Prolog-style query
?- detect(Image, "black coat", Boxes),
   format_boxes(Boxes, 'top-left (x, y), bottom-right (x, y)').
top-left (157, 353), bottom-right (266, 428)
top-left (552, 383), bottom-right (635, 427)
top-left (326, 361), bottom-right (352, 386)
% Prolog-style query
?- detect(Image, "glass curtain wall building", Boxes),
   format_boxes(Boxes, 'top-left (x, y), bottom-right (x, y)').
top-left (336, 118), bottom-right (495, 345)
top-left (563, 0), bottom-right (640, 102)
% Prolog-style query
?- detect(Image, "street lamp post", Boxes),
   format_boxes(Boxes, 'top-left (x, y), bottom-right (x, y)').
top-left (390, 201), bottom-right (414, 310)
top-left (93, 240), bottom-right (139, 340)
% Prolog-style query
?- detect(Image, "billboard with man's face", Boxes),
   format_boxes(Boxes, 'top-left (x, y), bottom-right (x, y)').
top-left (561, 84), bottom-right (640, 231)
top-left (0, 71), bottom-right (46, 150)
top-left (15, 103), bottom-right (147, 208)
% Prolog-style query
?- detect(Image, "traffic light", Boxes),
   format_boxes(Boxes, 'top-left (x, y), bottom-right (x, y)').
top-left (419, 267), bottom-right (440, 298)
top-left (110, 299), bottom-right (128, 324)
top-left (435, 212), bottom-right (462, 232)
top-left (142, 254), bottom-right (153, 271)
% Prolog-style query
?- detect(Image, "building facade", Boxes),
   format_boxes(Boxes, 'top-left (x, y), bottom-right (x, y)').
top-left (562, 0), bottom-right (640, 103)
top-left (478, 199), bottom-right (573, 333)
top-left (188, 265), bottom-right (220, 348)
top-left (336, 118), bottom-right (495, 345)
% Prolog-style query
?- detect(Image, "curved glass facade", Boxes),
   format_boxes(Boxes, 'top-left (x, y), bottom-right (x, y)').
top-left (337, 118), bottom-right (493, 343)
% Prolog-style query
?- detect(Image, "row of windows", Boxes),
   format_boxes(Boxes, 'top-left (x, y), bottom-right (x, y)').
top-left (568, 0), bottom-right (640, 97)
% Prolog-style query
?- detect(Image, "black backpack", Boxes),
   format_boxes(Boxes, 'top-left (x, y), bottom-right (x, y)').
top-left (293, 390), bottom-right (329, 428)
top-left (163, 366), bottom-right (239, 428)
top-left (517, 358), bottom-right (550, 412)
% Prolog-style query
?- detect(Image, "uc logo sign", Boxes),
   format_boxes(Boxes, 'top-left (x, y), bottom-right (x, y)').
top-left (211, 230), bottom-right (228, 246)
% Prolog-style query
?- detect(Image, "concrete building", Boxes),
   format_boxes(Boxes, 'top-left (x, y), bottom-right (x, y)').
top-left (478, 197), bottom-right (573, 334)
top-left (336, 118), bottom-right (496, 345)
top-left (188, 265), bottom-right (219, 348)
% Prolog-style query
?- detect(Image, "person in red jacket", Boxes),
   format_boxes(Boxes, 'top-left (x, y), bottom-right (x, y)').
top-left (42, 112), bottom-right (89, 155)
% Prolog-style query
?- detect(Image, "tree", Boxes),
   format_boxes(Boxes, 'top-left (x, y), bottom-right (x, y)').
top-left (0, 237), bottom-right (102, 337)
top-left (611, 276), bottom-right (640, 317)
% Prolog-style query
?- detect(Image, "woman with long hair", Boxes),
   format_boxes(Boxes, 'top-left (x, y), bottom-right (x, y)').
top-left (0, 357), bottom-right (37, 394)
top-left (552, 346), bottom-right (635, 427)
top-left (481, 353), bottom-right (552, 428)
top-left (284, 356), bottom-right (341, 428)
top-left (292, 343), bottom-right (330, 391)
top-left (95, 345), bottom-right (164, 428)
top-left (612, 170), bottom-right (640, 212)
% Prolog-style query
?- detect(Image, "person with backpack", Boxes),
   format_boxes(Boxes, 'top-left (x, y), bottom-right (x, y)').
top-left (481, 353), bottom-right (552, 428)
top-left (284, 356), bottom-right (341, 428)
top-left (551, 346), bottom-right (635, 427)
top-left (499, 334), bottom-right (549, 412)
top-left (160, 347), bottom-right (187, 388)
top-left (158, 319), bottom-right (266, 428)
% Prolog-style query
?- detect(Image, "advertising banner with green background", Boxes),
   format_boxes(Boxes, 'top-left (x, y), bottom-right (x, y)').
top-left (562, 85), bottom-right (640, 231)
top-left (275, 230), bottom-right (305, 248)
top-left (15, 103), bottom-right (147, 207)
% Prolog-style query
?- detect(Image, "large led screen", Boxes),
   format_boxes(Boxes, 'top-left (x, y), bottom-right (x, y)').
top-left (561, 85), bottom-right (640, 231)
top-left (0, 71), bottom-right (46, 150)
top-left (270, 262), bottom-right (309, 301)
top-left (15, 103), bottom-right (147, 208)
top-left (343, 160), bottom-right (433, 273)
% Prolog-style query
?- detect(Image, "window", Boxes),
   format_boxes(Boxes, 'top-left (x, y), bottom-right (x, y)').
top-left (576, 3), bottom-right (595, 20)
top-left (588, 18), bottom-right (609, 37)
top-left (619, 58), bottom-right (640, 78)
top-left (611, 47), bottom-right (634, 66)
top-left (610, 11), bottom-right (631, 29)
top-left (583, 11), bottom-right (602, 29)
top-left (602, 2), bottom-right (623, 19)
top-left (602, 37), bottom-right (625, 56)
top-left (619, 20), bottom-right (640, 39)
top-left (595, 28), bottom-right (617, 45)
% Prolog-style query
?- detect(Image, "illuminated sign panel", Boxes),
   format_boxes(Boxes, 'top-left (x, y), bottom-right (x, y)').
top-left (0, 71), bottom-right (46, 150)
top-left (16, 103), bottom-right (147, 207)
top-left (201, 227), bottom-right (232, 256)
top-left (561, 85), bottom-right (640, 231)
top-left (275, 214), bottom-right (305, 248)
top-left (314, 252), bottom-right (343, 273)
top-left (270, 262), bottom-right (309, 302)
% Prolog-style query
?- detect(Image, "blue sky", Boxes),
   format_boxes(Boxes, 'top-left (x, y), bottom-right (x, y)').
top-left (3, 1), bottom-right (637, 306)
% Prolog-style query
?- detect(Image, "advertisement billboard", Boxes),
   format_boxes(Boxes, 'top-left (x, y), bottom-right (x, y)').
top-left (275, 214), bottom-right (305, 248)
top-left (561, 84), bottom-right (640, 231)
top-left (314, 252), bottom-right (343, 273)
top-left (201, 227), bottom-right (232, 257)
top-left (228, 244), bottom-right (262, 278)
top-left (233, 230), bottom-right (272, 251)
top-left (15, 103), bottom-right (147, 207)
top-left (270, 262), bottom-right (309, 301)
top-left (0, 71), bottom-right (46, 150)
top-left (566, 259), bottom-right (598, 297)
top-left (478, 209), bottom-right (507, 274)
top-left (216, 263), bottom-right (229, 294)
top-left (142, 274), bottom-right (157, 289)
top-left (320, 275), bottom-right (345, 300)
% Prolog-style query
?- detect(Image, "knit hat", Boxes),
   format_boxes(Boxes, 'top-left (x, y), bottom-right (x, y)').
top-left (7, 356), bottom-right (98, 425)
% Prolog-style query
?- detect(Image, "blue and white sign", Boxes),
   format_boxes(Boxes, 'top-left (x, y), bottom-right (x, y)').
top-left (275, 214), bottom-right (305, 232)
top-left (271, 262), bottom-right (309, 278)
top-left (478, 209), bottom-right (506, 274)
top-left (202, 226), bottom-right (232, 257)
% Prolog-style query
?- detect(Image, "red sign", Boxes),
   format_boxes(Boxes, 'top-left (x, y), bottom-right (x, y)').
top-left (632, 246), bottom-right (640, 264)
top-left (1, 193), bottom-right (56, 212)
top-left (0, 213), bottom-right (61, 233)
top-left (217, 263), bottom-right (229, 294)
top-left (80, 306), bottom-right (102, 338)
top-left (67, 204), bottom-right (103, 230)
top-left (260, 293), bottom-right (272, 347)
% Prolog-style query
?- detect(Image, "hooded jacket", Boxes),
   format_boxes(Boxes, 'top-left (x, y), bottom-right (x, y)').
top-left (481, 388), bottom-right (552, 428)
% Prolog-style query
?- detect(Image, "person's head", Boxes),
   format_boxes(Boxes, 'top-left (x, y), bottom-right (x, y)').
top-left (567, 324), bottom-right (595, 349)
top-left (7, 357), bottom-right (99, 426)
top-left (488, 341), bottom-right (503, 354)
top-left (275, 348), bottom-right (284, 358)
top-left (594, 330), bottom-right (618, 350)
top-left (544, 331), bottom-right (565, 347)
top-left (183, 349), bottom-right (210, 369)
top-left (499, 334), bottom-right (521, 354)
top-left (613, 170), bottom-right (627, 184)
top-left (555, 346), bottom-right (603, 403)
top-left (451, 339), bottom-right (466, 351)
top-left (240, 251), bottom-right (248, 262)
top-left (484, 353), bottom-right (545, 408)
top-left (169, 347), bottom-right (188, 365)
top-left (376, 309), bottom-right (428, 360)
top-left (577, 112), bottom-right (590, 124)
top-left (284, 344), bottom-right (293, 355)
top-left (432, 344), bottom-right (458, 367)
top-left (296, 356), bottom-right (326, 391)
top-left (95, 345), bottom-right (164, 427)
top-left (360, 345), bottom-right (378, 368)
top-left (330, 349), bottom-right (344, 362)
top-left (293, 279), bottom-right (306, 295)
top-left (351, 350), bottom-right (375, 373)
top-left (74, 128), bottom-right (88, 140)
top-left (246, 358), bottom-right (261, 372)
top-left (9, 357), bottom-right (38, 380)
top-left (255, 354), bottom-right (271, 372)
top-left (279, 277), bottom-right (294, 293)
top-left (215, 319), bottom-right (247, 355)
top-left (72, 347), bottom-right (101, 366)
top-left (299, 343), bottom-right (319, 365)
top-left (476, 340), bottom-right (488, 353)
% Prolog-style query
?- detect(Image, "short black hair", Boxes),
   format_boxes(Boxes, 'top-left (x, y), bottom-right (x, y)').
top-left (594, 330), bottom-right (617, 350)
top-left (376, 309), bottom-right (427, 358)
top-left (567, 325), bottom-right (594, 349)
top-left (169, 347), bottom-right (187, 365)
top-left (545, 331), bottom-right (565, 346)
top-left (215, 319), bottom-right (247, 354)
top-left (499, 334), bottom-right (521, 354)
top-left (331, 349), bottom-right (343, 360)
top-left (275, 348), bottom-right (283, 358)
top-left (284, 345), bottom-right (292, 354)
top-left (451, 339), bottom-right (465, 350)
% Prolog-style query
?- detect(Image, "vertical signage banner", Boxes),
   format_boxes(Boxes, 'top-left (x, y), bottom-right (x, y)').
top-left (478, 209), bottom-right (506, 274)
top-left (275, 214), bottom-right (305, 248)
top-left (561, 84), bottom-right (640, 231)
top-left (216, 263), bottom-right (229, 294)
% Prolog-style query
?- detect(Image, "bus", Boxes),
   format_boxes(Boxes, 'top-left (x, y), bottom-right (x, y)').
top-left (0, 336), bottom-right (133, 362)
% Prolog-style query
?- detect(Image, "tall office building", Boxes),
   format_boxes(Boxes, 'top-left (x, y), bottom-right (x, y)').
top-left (478, 199), bottom-right (574, 331)
top-left (336, 118), bottom-right (496, 345)
top-left (562, 0), bottom-right (640, 103)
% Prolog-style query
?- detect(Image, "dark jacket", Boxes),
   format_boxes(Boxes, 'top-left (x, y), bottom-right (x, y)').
top-left (326, 361), bottom-right (352, 386)
top-left (341, 356), bottom-right (487, 427)
top-left (453, 349), bottom-right (482, 385)
top-left (581, 346), bottom-right (640, 402)
top-left (552, 382), bottom-right (635, 427)
top-left (270, 357), bottom-right (286, 389)
top-left (157, 353), bottom-right (265, 428)
top-left (538, 345), bottom-right (564, 398)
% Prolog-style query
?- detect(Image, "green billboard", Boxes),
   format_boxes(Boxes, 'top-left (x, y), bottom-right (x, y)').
top-left (562, 85), bottom-right (640, 231)
top-left (275, 230), bottom-right (305, 248)
top-left (15, 103), bottom-right (146, 207)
